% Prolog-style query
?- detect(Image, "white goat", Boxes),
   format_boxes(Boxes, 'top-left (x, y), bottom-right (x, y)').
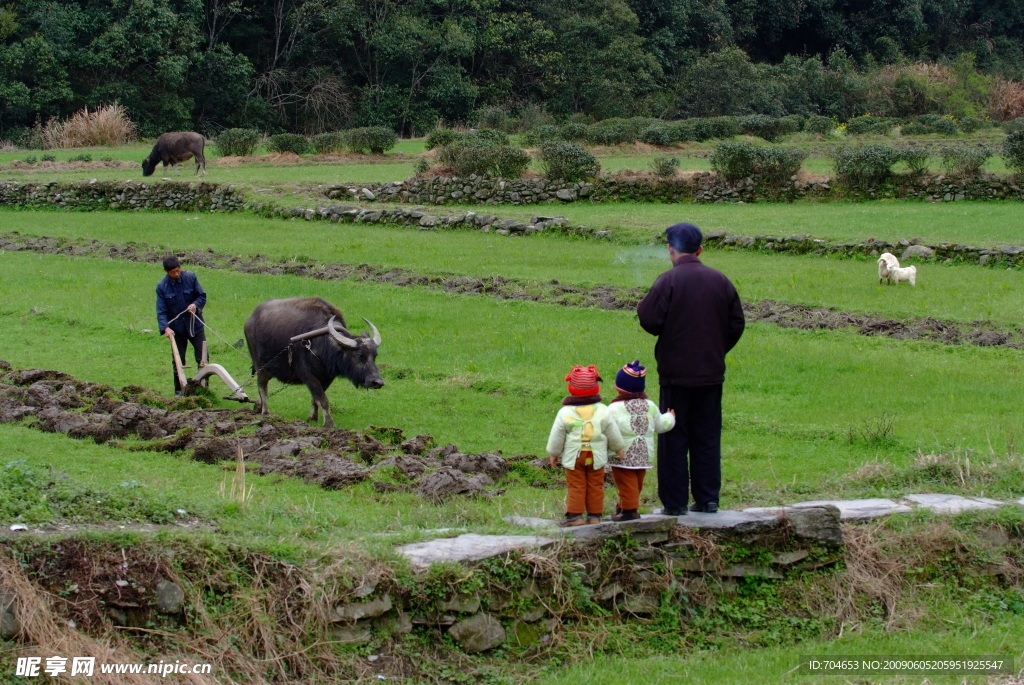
top-left (877, 252), bottom-right (900, 284)
top-left (888, 264), bottom-right (917, 286)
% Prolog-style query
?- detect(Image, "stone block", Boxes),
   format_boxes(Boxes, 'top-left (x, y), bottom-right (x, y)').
top-left (330, 594), bottom-right (393, 622)
top-left (449, 613), bottom-right (506, 653)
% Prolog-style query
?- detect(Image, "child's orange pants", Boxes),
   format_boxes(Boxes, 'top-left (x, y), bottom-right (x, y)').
top-left (565, 449), bottom-right (604, 515)
top-left (611, 467), bottom-right (647, 511)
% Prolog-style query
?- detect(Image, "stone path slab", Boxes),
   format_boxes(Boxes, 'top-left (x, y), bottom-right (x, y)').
top-left (787, 498), bottom-right (913, 520)
top-left (399, 494), bottom-right (1023, 568)
top-left (397, 533), bottom-right (557, 568)
top-left (903, 493), bottom-right (1003, 514)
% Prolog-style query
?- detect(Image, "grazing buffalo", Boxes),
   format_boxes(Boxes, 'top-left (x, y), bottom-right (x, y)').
top-left (141, 132), bottom-right (206, 177)
top-left (244, 297), bottom-right (383, 428)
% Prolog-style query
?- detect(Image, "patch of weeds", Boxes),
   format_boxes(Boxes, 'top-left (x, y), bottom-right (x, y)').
top-left (366, 425), bottom-right (405, 445)
top-left (68, 153), bottom-right (92, 162)
top-left (503, 460), bottom-right (556, 487)
top-left (689, 578), bottom-right (826, 648)
top-left (845, 412), bottom-right (896, 447)
top-left (963, 586), bottom-right (1024, 619)
top-left (0, 460), bottom-right (185, 524)
top-left (870, 448), bottom-right (1024, 495)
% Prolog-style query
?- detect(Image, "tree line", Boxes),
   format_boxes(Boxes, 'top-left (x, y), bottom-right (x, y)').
top-left (1, 0), bottom-right (1023, 139)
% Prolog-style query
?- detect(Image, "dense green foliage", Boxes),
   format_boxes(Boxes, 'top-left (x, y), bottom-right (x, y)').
top-left (266, 133), bottom-right (312, 155)
top-left (538, 141), bottom-right (601, 181)
top-left (213, 128), bottom-right (263, 156)
top-left (710, 142), bottom-right (807, 184)
top-left (1, 0), bottom-right (1024, 138)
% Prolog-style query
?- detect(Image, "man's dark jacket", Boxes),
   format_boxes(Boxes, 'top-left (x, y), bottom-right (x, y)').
top-left (156, 270), bottom-right (207, 335)
top-left (637, 254), bottom-right (745, 386)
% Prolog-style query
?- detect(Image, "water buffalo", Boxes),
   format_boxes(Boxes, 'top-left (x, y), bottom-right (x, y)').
top-left (141, 132), bottom-right (206, 177)
top-left (244, 297), bottom-right (383, 428)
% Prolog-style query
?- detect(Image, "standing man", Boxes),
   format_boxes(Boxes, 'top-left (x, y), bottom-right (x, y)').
top-left (156, 256), bottom-right (207, 396)
top-left (637, 223), bottom-right (745, 515)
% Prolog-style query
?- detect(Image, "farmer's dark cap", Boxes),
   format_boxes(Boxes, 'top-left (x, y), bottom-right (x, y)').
top-left (666, 222), bottom-right (702, 254)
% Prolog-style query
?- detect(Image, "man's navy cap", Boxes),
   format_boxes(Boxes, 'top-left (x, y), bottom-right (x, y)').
top-left (666, 222), bottom-right (703, 253)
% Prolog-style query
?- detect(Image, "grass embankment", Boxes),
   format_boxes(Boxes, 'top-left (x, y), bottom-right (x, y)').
top-left (0, 216), bottom-right (1022, 549)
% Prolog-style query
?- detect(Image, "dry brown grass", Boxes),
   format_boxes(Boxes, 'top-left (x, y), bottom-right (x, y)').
top-left (0, 557), bottom-right (216, 685)
top-left (41, 104), bottom-right (138, 149)
top-left (988, 78), bottom-right (1024, 121)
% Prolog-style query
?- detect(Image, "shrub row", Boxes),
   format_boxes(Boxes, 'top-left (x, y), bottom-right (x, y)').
top-left (710, 143), bottom-right (808, 184)
top-left (515, 113), bottom-right (1009, 146)
top-left (213, 127), bottom-right (398, 157)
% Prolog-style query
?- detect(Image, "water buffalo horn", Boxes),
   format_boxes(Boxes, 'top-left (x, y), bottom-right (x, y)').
top-left (327, 316), bottom-right (358, 348)
top-left (364, 318), bottom-right (381, 346)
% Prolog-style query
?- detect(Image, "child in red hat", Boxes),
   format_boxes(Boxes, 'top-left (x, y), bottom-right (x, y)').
top-left (606, 360), bottom-right (676, 521)
top-left (546, 364), bottom-right (626, 526)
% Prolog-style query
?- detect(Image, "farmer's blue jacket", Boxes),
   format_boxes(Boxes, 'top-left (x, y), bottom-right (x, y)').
top-left (156, 270), bottom-right (207, 334)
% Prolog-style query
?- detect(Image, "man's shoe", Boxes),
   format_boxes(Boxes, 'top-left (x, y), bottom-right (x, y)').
top-left (661, 507), bottom-right (687, 516)
top-left (689, 502), bottom-right (719, 513)
top-left (559, 514), bottom-right (585, 527)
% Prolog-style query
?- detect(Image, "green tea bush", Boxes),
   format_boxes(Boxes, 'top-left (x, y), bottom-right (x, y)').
top-left (22, 155), bottom-right (37, 164)
top-left (753, 147), bottom-right (807, 185)
top-left (267, 133), bottom-right (312, 155)
top-left (898, 147), bottom-right (931, 175)
top-left (738, 115), bottom-right (787, 142)
top-left (473, 105), bottom-right (513, 132)
top-left (778, 114), bottom-right (805, 134)
top-left (932, 117), bottom-right (961, 135)
top-left (1003, 118), bottom-right (1024, 134)
top-left (805, 115), bottom-right (836, 135)
top-left (829, 144), bottom-right (902, 187)
top-left (584, 119), bottom-right (636, 145)
top-left (957, 116), bottom-right (985, 133)
top-left (845, 115), bottom-right (897, 135)
top-left (710, 142), bottom-right (758, 180)
top-left (437, 139), bottom-right (530, 178)
top-left (344, 126), bottom-right (398, 154)
top-left (41, 153), bottom-right (56, 162)
top-left (69, 153), bottom-right (92, 162)
top-left (1003, 130), bottom-right (1024, 174)
top-left (520, 125), bottom-right (562, 147)
top-left (538, 141), bottom-right (601, 181)
top-left (639, 125), bottom-right (674, 146)
top-left (425, 128), bottom-right (460, 150)
top-left (310, 132), bottom-right (346, 154)
top-left (940, 144), bottom-right (991, 176)
top-left (474, 128), bottom-right (510, 146)
top-left (559, 122), bottom-right (589, 142)
top-left (214, 128), bottom-right (263, 156)
top-left (649, 155), bottom-right (681, 178)
top-left (900, 122), bottom-right (931, 135)
top-left (689, 116), bottom-right (741, 141)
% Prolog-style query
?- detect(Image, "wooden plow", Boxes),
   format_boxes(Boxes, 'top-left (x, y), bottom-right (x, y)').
top-left (170, 338), bottom-right (251, 403)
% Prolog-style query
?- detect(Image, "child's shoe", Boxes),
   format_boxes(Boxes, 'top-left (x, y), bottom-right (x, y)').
top-left (558, 514), bottom-right (584, 527)
top-left (612, 509), bottom-right (641, 522)
top-left (587, 514), bottom-right (603, 525)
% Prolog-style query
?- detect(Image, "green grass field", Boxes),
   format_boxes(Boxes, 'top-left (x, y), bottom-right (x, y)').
top-left (2, 145), bottom-right (1023, 682)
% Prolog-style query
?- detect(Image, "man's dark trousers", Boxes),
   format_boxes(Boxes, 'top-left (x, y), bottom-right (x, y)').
top-left (657, 384), bottom-right (723, 510)
top-left (170, 329), bottom-right (206, 393)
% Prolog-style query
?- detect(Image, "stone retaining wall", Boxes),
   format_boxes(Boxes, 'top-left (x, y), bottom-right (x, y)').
top-left (332, 172), bottom-right (1024, 206)
top-left (0, 180), bottom-right (246, 212)
top-left (3, 180), bottom-right (1022, 267)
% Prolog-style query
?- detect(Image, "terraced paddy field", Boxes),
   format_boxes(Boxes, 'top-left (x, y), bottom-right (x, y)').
top-left (1, 151), bottom-right (1022, 683)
